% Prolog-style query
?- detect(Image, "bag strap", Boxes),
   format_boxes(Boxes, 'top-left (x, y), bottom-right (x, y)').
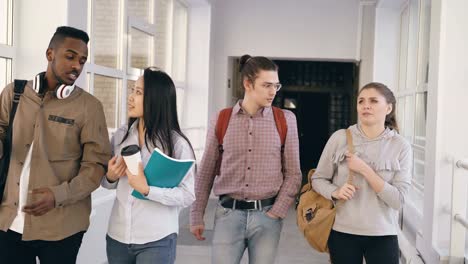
top-left (215, 108), bottom-right (233, 148)
top-left (272, 106), bottom-right (287, 149)
top-left (10, 80), bottom-right (27, 125)
top-left (215, 106), bottom-right (288, 152)
top-left (345, 128), bottom-right (355, 185)
top-left (0, 80), bottom-right (26, 202)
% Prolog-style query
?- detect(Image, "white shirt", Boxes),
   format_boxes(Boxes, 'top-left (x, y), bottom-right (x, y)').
top-left (101, 123), bottom-right (195, 244)
top-left (10, 143), bottom-right (34, 233)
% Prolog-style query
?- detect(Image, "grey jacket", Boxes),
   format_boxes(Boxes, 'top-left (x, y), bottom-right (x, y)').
top-left (312, 124), bottom-right (412, 236)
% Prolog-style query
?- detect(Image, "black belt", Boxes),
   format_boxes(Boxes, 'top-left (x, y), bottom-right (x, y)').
top-left (219, 195), bottom-right (276, 210)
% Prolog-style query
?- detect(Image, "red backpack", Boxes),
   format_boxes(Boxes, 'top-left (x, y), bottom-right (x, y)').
top-left (214, 106), bottom-right (288, 174)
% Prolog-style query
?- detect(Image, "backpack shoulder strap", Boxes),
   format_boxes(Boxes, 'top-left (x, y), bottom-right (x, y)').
top-left (272, 106), bottom-right (288, 147)
top-left (215, 108), bottom-right (233, 146)
top-left (14, 79), bottom-right (27, 96)
top-left (10, 80), bottom-right (27, 123)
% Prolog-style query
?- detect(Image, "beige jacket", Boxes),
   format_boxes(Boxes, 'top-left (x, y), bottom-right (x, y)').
top-left (0, 80), bottom-right (111, 241)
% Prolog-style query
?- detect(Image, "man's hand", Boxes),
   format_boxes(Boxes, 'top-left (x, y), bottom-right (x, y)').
top-left (126, 162), bottom-right (150, 196)
top-left (265, 211), bottom-right (280, 220)
top-left (190, 225), bottom-right (206, 241)
top-left (23, 187), bottom-right (56, 216)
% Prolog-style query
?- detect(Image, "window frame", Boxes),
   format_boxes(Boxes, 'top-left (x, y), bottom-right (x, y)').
top-left (127, 16), bottom-right (156, 77)
top-left (0, 0), bottom-right (14, 90)
top-left (86, 0), bottom-right (190, 132)
top-left (395, 0), bottom-right (430, 215)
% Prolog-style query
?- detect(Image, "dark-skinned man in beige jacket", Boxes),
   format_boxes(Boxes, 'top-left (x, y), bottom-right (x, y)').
top-left (0, 26), bottom-right (111, 264)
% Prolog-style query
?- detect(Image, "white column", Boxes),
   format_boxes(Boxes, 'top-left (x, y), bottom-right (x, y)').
top-left (183, 5), bottom-right (212, 159)
top-left (357, 1), bottom-right (376, 88)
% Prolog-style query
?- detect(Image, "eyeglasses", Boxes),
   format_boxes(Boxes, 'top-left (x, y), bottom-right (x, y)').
top-left (260, 83), bottom-right (282, 92)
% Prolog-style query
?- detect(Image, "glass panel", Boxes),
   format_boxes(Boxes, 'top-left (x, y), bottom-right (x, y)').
top-left (127, 79), bottom-right (135, 101)
top-left (0, 57), bottom-right (12, 90)
top-left (130, 27), bottom-right (152, 69)
top-left (408, 184), bottom-right (424, 213)
top-left (176, 87), bottom-right (184, 119)
top-left (155, 0), bottom-right (171, 70)
top-left (128, 0), bottom-right (152, 23)
top-left (418, 0), bottom-right (431, 85)
top-left (0, 0), bottom-right (9, 45)
top-left (396, 97), bottom-right (405, 133)
top-left (414, 92), bottom-right (427, 146)
top-left (404, 95), bottom-right (414, 141)
top-left (94, 75), bottom-right (119, 128)
top-left (398, 6), bottom-right (409, 91)
top-left (413, 148), bottom-right (425, 188)
top-left (410, 147), bottom-right (425, 212)
top-left (406, 0), bottom-right (420, 90)
top-left (85, 73), bottom-right (91, 92)
top-left (172, 0), bottom-right (188, 82)
top-left (93, 0), bottom-right (121, 68)
top-left (124, 79), bottom-right (135, 122)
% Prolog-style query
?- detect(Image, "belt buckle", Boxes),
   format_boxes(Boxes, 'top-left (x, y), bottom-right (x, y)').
top-left (245, 200), bottom-right (261, 210)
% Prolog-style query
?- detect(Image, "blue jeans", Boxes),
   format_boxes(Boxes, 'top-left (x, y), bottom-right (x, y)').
top-left (106, 233), bottom-right (177, 264)
top-left (211, 204), bottom-right (283, 264)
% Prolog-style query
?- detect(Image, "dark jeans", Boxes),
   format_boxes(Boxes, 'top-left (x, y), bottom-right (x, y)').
top-left (0, 229), bottom-right (85, 264)
top-left (328, 230), bottom-right (399, 264)
top-left (106, 233), bottom-right (177, 264)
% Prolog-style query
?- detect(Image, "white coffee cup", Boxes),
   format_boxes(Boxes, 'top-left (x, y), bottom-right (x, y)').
top-left (121, 145), bottom-right (141, 175)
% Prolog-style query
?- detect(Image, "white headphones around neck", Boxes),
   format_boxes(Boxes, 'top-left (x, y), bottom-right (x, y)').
top-left (32, 72), bottom-right (75, 99)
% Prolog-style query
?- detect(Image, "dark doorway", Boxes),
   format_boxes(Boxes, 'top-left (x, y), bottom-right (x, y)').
top-left (277, 92), bottom-right (330, 175)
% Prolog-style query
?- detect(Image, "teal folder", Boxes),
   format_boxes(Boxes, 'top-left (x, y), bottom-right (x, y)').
top-left (132, 147), bottom-right (195, 200)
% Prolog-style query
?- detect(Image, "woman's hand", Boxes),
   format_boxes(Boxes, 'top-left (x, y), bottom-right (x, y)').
top-left (126, 162), bottom-right (150, 196)
top-left (345, 152), bottom-right (385, 193)
top-left (345, 152), bottom-right (372, 175)
top-left (331, 183), bottom-right (358, 200)
top-left (106, 156), bottom-right (127, 183)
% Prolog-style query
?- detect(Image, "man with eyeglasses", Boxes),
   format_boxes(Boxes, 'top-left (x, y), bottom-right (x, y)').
top-left (190, 54), bottom-right (301, 264)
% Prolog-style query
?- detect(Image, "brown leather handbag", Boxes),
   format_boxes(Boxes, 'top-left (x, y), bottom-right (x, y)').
top-left (296, 129), bottom-right (355, 252)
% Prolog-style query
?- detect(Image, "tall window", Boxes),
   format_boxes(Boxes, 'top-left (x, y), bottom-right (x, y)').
top-left (0, 0), bottom-right (13, 90)
top-left (87, 0), bottom-right (188, 131)
top-left (396, 0), bottom-right (431, 213)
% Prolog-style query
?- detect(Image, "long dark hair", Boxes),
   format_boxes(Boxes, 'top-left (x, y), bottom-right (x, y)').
top-left (239, 54), bottom-right (278, 88)
top-left (359, 82), bottom-right (399, 133)
top-left (121, 67), bottom-right (194, 158)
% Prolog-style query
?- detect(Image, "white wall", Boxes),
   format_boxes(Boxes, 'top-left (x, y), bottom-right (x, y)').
top-left (373, 6), bottom-right (400, 90)
top-left (209, 0), bottom-right (361, 115)
top-left (14, 0), bottom-right (68, 80)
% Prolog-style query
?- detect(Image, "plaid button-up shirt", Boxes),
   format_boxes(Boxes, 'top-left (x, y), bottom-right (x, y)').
top-left (190, 101), bottom-right (302, 226)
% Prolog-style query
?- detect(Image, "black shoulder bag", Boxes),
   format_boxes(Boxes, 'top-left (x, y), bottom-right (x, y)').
top-left (0, 80), bottom-right (27, 202)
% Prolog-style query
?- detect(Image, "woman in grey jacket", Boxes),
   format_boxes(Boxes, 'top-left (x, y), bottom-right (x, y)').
top-left (312, 82), bottom-right (412, 264)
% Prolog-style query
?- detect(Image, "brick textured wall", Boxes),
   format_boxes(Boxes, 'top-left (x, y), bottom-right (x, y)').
top-left (94, 74), bottom-right (118, 128)
top-left (155, 0), bottom-right (170, 70)
top-left (94, 0), bottom-right (120, 68)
